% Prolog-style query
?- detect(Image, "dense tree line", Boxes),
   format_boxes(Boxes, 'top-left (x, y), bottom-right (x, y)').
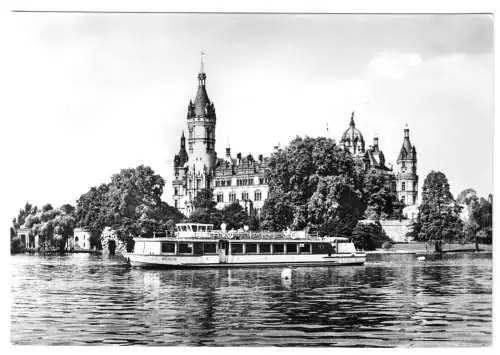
top-left (11, 165), bottom-right (184, 253)
top-left (11, 202), bottom-right (76, 253)
top-left (260, 136), bottom-right (401, 242)
top-left (75, 165), bottom-right (184, 248)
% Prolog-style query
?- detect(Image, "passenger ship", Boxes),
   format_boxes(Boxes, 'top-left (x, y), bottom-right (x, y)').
top-left (126, 223), bottom-right (366, 268)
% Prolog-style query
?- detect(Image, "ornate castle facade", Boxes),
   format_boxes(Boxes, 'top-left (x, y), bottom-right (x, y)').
top-left (172, 64), bottom-right (418, 217)
top-left (339, 112), bottom-right (419, 206)
top-left (172, 65), bottom-right (269, 217)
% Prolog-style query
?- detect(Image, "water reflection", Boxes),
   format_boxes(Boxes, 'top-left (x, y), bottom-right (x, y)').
top-left (11, 252), bottom-right (491, 347)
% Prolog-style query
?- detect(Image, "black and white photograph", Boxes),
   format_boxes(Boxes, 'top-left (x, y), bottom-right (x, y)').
top-left (3, 1), bottom-right (496, 349)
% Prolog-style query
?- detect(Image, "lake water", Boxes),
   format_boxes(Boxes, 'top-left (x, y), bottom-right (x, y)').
top-left (11, 252), bottom-right (492, 347)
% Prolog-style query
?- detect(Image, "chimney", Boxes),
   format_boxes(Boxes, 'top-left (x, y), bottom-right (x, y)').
top-left (226, 146), bottom-right (231, 158)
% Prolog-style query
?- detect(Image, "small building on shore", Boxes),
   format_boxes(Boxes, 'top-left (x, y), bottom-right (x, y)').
top-left (17, 227), bottom-right (39, 249)
top-left (73, 228), bottom-right (92, 250)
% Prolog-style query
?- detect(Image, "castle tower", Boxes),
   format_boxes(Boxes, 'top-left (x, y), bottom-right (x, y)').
top-left (172, 55), bottom-right (217, 216)
top-left (396, 126), bottom-right (418, 205)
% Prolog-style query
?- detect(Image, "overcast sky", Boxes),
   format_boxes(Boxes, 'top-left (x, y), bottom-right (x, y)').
top-left (5, 13), bottom-right (494, 214)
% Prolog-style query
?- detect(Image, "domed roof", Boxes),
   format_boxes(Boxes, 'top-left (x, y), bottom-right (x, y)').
top-left (341, 112), bottom-right (365, 145)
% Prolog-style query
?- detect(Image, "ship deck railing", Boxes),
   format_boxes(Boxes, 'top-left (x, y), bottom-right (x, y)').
top-left (141, 231), bottom-right (336, 241)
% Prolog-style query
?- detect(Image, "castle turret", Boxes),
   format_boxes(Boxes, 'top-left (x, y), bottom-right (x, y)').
top-left (396, 126), bottom-right (418, 205)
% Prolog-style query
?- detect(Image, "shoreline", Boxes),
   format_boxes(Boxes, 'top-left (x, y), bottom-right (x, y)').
top-left (366, 242), bottom-right (493, 255)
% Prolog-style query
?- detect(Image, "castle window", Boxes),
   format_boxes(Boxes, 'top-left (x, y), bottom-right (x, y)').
top-left (413, 182), bottom-right (416, 191)
top-left (401, 196), bottom-right (406, 205)
top-left (227, 179), bottom-right (232, 186)
top-left (217, 194), bottom-right (224, 203)
top-left (242, 192), bottom-right (249, 201)
top-left (229, 193), bottom-right (236, 202)
top-left (254, 191), bottom-right (262, 201)
top-left (259, 177), bottom-right (263, 185)
top-left (402, 162), bottom-right (406, 169)
top-left (174, 200), bottom-right (178, 209)
top-left (174, 188), bottom-right (178, 195)
top-left (402, 182), bottom-right (406, 191)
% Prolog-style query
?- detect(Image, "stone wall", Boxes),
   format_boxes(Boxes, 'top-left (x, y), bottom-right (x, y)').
top-left (379, 220), bottom-right (414, 243)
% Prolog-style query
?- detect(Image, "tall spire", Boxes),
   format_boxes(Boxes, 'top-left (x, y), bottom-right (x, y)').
top-left (350, 111), bottom-right (355, 127)
top-left (198, 52), bottom-right (207, 86)
top-left (200, 51), bottom-right (205, 73)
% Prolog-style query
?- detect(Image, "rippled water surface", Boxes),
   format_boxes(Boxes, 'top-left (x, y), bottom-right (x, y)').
top-left (11, 252), bottom-right (492, 347)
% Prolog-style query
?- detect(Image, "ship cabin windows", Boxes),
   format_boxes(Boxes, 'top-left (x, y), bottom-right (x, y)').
top-left (260, 243), bottom-right (271, 253)
top-left (286, 243), bottom-right (297, 253)
top-left (231, 243), bottom-right (244, 255)
top-left (178, 243), bottom-right (193, 254)
top-left (299, 243), bottom-right (311, 253)
top-left (202, 243), bottom-right (217, 254)
top-left (245, 243), bottom-right (258, 253)
top-left (176, 223), bottom-right (213, 233)
top-left (161, 242), bottom-right (175, 254)
top-left (272, 244), bottom-right (285, 254)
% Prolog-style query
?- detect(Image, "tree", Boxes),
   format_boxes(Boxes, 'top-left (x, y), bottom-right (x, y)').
top-left (13, 202), bottom-right (35, 229)
top-left (362, 170), bottom-right (400, 220)
top-left (262, 136), bottom-right (364, 235)
top-left (351, 221), bottom-right (392, 251)
top-left (75, 165), bottom-right (183, 248)
top-left (261, 193), bottom-right (294, 231)
top-left (192, 188), bottom-right (216, 210)
top-left (454, 189), bottom-right (492, 248)
top-left (456, 188), bottom-right (477, 205)
top-left (307, 175), bottom-right (364, 237)
top-left (221, 202), bottom-right (247, 230)
top-left (42, 203), bottom-right (54, 212)
top-left (60, 204), bottom-right (76, 216)
top-left (413, 171), bottom-right (464, 245)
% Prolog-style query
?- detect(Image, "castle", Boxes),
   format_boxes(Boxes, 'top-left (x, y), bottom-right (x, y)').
top-left (172, 62), bottom-right (418, 217)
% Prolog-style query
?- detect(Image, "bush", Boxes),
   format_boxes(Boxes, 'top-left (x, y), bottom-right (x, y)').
top-left (11, 237), bottom-right (23, 254)
top-left (382, 241), bottom-right (393, 250)
top-left (351, 221), bottom-right (392, 251)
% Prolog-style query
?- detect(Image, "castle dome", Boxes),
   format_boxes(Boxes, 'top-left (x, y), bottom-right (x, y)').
top-left (340, 112), bottom-right (365, 147)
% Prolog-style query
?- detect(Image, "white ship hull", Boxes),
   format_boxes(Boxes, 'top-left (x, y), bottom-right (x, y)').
top-left (126, 252), bottom-right (366, 268)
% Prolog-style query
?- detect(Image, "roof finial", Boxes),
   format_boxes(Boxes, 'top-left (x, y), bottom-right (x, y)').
top-left (350, 111), bottom-right (355, 127)
top-left (200, 51), bottom-right (206, 73)
top-left (404, 123), bottom-right (410, 138)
